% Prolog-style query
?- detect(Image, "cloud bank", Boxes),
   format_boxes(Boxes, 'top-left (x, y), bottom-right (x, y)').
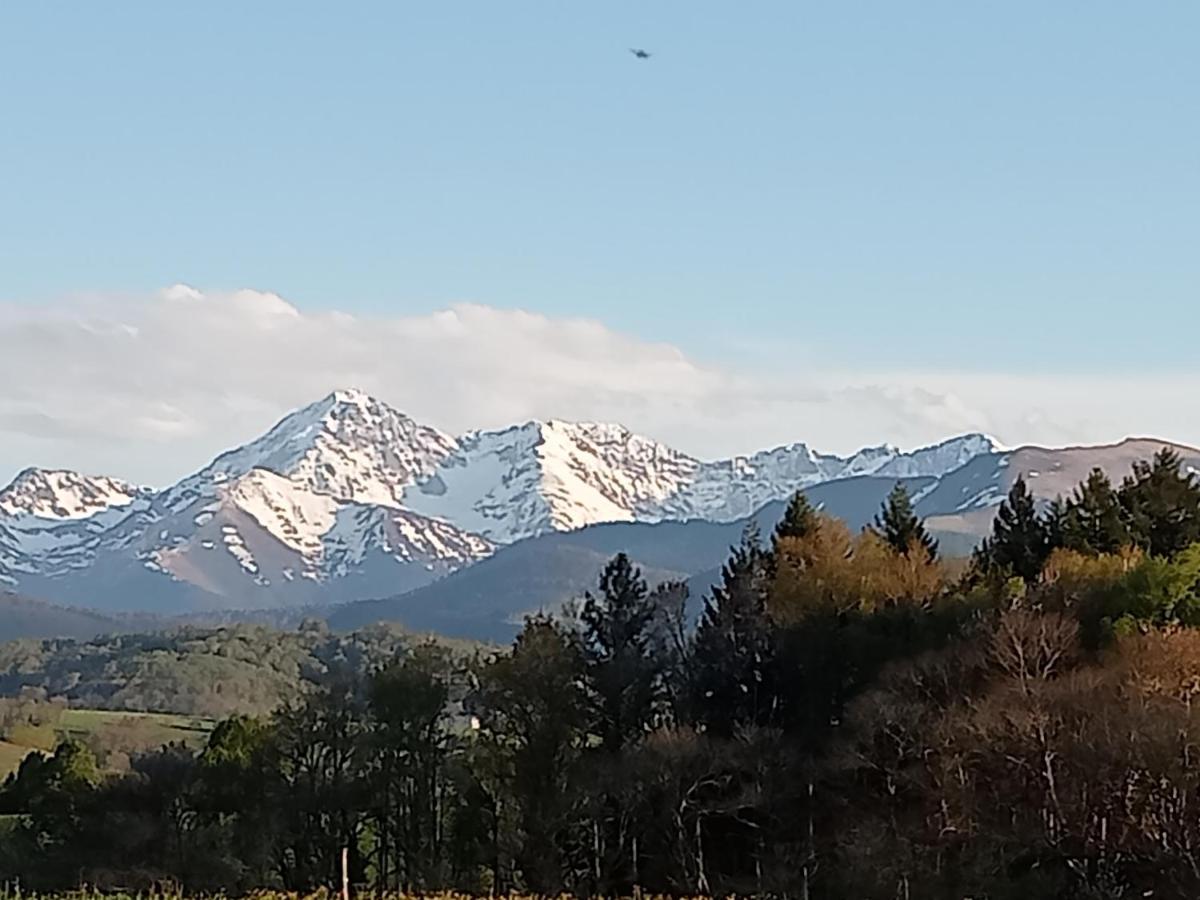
top-left (0, 286), bottom-right (1196, 486)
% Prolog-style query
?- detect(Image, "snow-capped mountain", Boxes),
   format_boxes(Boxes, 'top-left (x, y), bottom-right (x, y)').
top-left (164, 389), bottom-right (458, 513)
top-left (406, 421), bottom-right (996, 543)
top-left (0, 389), bottom-right (999, 613)
top-left (0, 469), bottom-right (154, 586)
top-left (0, 468), bottom-right (148, 522)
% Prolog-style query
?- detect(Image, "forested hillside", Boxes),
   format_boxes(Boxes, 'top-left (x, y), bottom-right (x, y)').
top-left (0, 621), bottom-right (477, 718)
top-left (6, 449), bottom-right (1200, 896)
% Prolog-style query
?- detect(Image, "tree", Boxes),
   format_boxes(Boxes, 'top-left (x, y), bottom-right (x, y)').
top-left (196, 714), bottom-right (277, 889)
top-left (1120, 448), bottom-right (1200, 558)
top-left (578, 555), bottom-right (677, 893)
top-left (1044, 496), bottom-right (1070, 552)
top-left (0, 738), bottom-right (102, 883)
top-left (977, 476), bottom-right (1050, 582)
top-left (580, 554), bottom-right (667, 753)
top-left (772, 491), bottom-right (818, 555)
top-left (472, 615), bottom-right (587, 894)
top-left (369, 644), bottom-right (456, 891)
top-left (1061, 468), bottom-right (1130, 555)
top-left (271, 678), bottom-right (370, 891)
top-left (691, 525), bottom-right (775, 736)
top-left (873, 482), bottom-right (938, 561)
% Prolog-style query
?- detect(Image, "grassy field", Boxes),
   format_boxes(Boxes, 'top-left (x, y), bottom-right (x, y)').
top-left (0, 709), bottom-right (217, 780)
top-left (57, 708), bottom-right (215, 742)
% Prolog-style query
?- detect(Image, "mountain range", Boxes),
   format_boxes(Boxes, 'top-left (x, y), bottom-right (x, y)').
top-left (0, 389), bottom-right (1195, 639)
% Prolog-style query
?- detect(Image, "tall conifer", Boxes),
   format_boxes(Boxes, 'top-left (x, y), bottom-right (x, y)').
top-left (873, 482), bottom-right (938, 561)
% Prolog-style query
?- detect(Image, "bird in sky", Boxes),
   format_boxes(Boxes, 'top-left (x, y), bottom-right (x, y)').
top-left (629, 48), bottom-right (652, 59)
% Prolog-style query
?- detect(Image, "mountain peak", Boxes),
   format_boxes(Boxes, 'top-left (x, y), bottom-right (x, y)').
top-left (324, 386), bottom-right (381, 410)
top-left (0, 391), bottom-right (1042, 619)
top-left (184, 392), bottom-right (456, 509)
top-left (933, 432), bottom-right (998, 453)
top-left (0, 468), bottom-right (146, 520)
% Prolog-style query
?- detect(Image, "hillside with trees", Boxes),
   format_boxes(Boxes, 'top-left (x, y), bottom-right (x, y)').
top-left (0, 622), bottom-right (477, 718)
top-left (5, 449), bottom-right (1200, 896)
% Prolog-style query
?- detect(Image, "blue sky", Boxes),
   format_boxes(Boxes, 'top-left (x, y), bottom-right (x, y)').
top-left (0, 3), bottom-right (1197, 483)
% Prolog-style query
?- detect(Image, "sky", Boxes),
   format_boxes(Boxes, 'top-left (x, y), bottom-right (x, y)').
top-left (0, 2), bottom-right (1197, 486)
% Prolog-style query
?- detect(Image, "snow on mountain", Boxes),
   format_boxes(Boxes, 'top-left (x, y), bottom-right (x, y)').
top-left (0, 522), bottom-right (22, 587)
top-left (0, 469), bottom-right (153, 578)
top-left (83, 391), bottom-right (485, 607)
top-left (407, 421), bottom-right (998, 543)
top-left (870, 433), bottom-right (996, 479)
top-left (164, 388), bottom-right (458, 513)
top-left (0, 390), bottom-right (999, 612)
top-left (0, 468), bottom-right (147, 522)
top-left (224, 468), bottom-right (341, 559)
top-left (117, 471), bottom-right (493, 610)
top-left (407, 420), bottom-right (704, 541)
top-left (321, 505), bottom-right (494, 579)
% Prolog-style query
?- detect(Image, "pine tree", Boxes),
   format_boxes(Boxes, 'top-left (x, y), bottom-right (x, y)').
top-left (691, 524), bottom-right (774, 736)
top-left (580, 553), bottom-right (664, 753)
top-left (979, 476), bottom-right (1050, 582)
top-left (1120, 448), bottom-right (1200, 558)
top-left (1044, 496), bottom-right (1070, 552)
top-left (773, 491), bottom-right (818, 549)
top-left (873, 482), bottom-right (938, 561)
top-left (1062, 467), bottom-right (1130, 555)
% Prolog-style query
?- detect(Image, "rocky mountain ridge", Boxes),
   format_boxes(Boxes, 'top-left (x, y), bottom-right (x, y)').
top-left (2, 389), bottom-right (1180, 620)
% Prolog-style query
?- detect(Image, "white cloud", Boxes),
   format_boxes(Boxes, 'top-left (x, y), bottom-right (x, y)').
top-left (0, 285), bottom-right (1196, 487)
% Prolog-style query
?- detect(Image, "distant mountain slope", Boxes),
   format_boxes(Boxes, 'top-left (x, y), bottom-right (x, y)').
top-left (328, 440), bottom-right (1200, 641)
top-left (405, 424), bottom-right (991, 543)
top-left (0, 592), bottom-right (125, 641)
top-left (329, 475), bottom-right (936, 639)
top-left (2, 388), bottom-right (1192, 625)
top-left (0, 392), bottom-right (492, 612)
top-left (0, 468), bottom-right (149, 520)
top-left (0, 391), bottom-right (993, 613)
top-left (919, 439), bottom-right (1200, 548)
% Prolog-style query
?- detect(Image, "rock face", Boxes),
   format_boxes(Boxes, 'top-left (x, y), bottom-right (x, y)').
top-left (0, 391), bottom-right (488, 610)
top-left (18, 387), bottom-right (1159, 617)
top-left (405, 422), bottom-right (996, 543)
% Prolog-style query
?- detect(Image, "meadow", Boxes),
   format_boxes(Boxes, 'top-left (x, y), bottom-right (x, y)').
top-left (0, 707), bottom-right (215, 779)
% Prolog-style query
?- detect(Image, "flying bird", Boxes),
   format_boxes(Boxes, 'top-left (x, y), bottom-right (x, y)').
top-left (629, 48), bottom-right (652, 59)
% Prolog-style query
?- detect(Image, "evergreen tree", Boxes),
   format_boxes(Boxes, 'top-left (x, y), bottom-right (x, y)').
top-left (772, 490), bottom-right (818, 551)
top-left (978, 476), bottom-right (1050, 582)
top-left (580, 554), bottom-right (665, 753)
top-left (691, 524), bottom-right (775, 736)
top-left (1062, 468), bottom-right (1130, 555)
top-left (1044, 496), bottom-right (1070, 552)
top-left (1120, 448), bottom-right (1200, 558)
top-left (873, 482), bottom-right (938, 561)
top-left (769, 490), bottom-right (820, 580)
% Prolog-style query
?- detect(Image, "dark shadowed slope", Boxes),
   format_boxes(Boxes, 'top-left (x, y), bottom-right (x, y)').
top-left (0, 592), bottom-right (127, 641)
top-left (328, 475), bottom-right (936, 640)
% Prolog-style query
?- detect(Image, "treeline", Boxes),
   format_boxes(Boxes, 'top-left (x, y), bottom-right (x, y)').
top-left (0, 621), bottom-right (471, 718)
top-left (5, 450), bottom-right (1200, 896)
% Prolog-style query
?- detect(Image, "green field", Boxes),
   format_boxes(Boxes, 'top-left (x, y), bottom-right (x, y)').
top-left (0, 709), bottom-right (217, 780)
top-left (57, 708), bottom-right (216, 741)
